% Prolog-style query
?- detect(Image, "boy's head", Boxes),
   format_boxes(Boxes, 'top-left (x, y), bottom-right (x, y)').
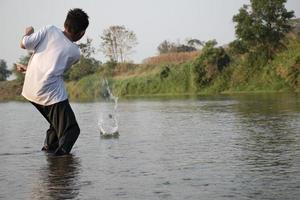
top-left (64, 8), bottom-right (89, 42)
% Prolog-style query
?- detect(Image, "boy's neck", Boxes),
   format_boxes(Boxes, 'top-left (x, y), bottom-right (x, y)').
top-left (63, 30), bottom-right (74, 42)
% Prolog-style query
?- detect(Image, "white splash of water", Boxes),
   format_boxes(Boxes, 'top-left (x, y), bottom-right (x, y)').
top-left (98, 79), bottom-right (119, 137)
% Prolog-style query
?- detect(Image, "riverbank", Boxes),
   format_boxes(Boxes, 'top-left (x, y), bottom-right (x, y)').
top-left (0, 80), bottom-right (23, 102)
top-left (1, 34), bottom-right (299, 102)
top-left (2, 78), bottom-right (297, 103)
top-left (65, 36), bottom-right (300, 101)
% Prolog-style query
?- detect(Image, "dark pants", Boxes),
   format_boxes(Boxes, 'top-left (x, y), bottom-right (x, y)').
top-left (30, 99), bottom-right (80, 154)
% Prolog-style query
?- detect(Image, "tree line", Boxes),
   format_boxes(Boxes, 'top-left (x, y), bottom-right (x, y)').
top-left (193, 0), bottom-right (295, 88)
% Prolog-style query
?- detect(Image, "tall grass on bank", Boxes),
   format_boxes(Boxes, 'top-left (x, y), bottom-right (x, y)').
top-left (112, 62), bottom-right (197, 96)
top-left (67, 74), bottom-right (102, 101)
top-left (215, 37), bottom-right (300, 93)
top-left (0, 80), bottom-right (24, 101)
top-left (1, 36), bottom-right (300, 102)
top-left (65, 36), bottom-right (300, 101)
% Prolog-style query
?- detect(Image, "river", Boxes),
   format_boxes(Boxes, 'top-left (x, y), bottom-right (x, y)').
top-left (0, 93), bottom-right (300, 200)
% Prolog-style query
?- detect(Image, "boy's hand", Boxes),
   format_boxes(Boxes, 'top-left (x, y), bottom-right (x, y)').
top-left (16, 63), bottom-right (27, 74)
top-left (20, 26), bottom-right (34, 49)
top-left (25, 26), bottom-right (34, 36)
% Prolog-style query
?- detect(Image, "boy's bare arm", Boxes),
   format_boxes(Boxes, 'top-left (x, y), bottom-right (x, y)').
top-left (20, 26), bottom-right (34, 49)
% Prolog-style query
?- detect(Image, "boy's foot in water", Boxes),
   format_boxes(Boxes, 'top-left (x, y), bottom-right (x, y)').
top-left (41, 145), bottom-right (53, 153)
top-left (41, 145), bottom-right (57, 153)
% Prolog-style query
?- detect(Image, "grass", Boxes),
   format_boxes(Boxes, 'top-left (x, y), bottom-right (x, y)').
top-left (0, 80), bottom-right (24, 101)
top-left (28, 36), bottom-right (300, 101)
top-left (1, 36), bottom-right (300, 102)
top-left (67, 73), bottom-right (103, 101)
top-left (112, 62), bottom-right (197, 97)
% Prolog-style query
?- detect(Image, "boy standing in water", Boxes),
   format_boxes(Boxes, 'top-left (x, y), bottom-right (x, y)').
top-left (17, 8), bottom-right (89, 155)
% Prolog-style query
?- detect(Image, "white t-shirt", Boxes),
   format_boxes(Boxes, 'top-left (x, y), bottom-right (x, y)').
top-left (21, 25), bottom-right (80, 105)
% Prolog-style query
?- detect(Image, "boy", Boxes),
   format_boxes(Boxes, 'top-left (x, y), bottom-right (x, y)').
top-left (17, 8), bottom-right (89, 155)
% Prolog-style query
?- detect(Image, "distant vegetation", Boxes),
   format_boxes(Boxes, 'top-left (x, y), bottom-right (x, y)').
top-left (157, 39), bottom-right (202, 55)
top-left (0, 0), bottom-right (299, 101)
top-left (0, 59), bottom-right (11, 81)
top-left (100, 25), bottom-right (138, 63)
top-left (143, 51), bottom-right (199, 65)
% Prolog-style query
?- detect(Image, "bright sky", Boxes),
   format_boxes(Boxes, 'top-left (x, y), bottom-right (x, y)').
top-left (0, 0), bottom-right (299, 67)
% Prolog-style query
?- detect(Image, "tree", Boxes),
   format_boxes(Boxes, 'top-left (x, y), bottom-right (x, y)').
top-left (78, 37), bottom-right (95, 58)
top-left (0, 59), bottom-right (11, 81)
top-left (157, 40), bottom-right (177, 54)
top-left (187, 39), bottom-right (203, 49)
top-left (157, 39), bottom-right (201, 55)
top-left (228, 39), bottom-right (248, 55)
top-left (66, 57), bottom-right (100, 81)
top-left (194, 40), bottom-right (230, 86)
top-left (12, 53), bottom-right (32, 82)
top-left (64, 38), bottom-right (100, 81)
top-left (176, 44), bottom-right (196, 53)
top-left (233, 0), bottom-right (295, 59)
top-left (100, 25), bottom-right (138, 62)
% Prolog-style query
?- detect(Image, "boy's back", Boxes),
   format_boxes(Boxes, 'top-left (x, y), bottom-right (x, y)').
top-left (19, 8), bottom-right (88, 155)
top-left (22, 25), bottom-right (80, 105)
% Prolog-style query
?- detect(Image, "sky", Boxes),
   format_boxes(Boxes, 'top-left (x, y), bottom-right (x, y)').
top-left (0, 0), bottom-right (299, 68)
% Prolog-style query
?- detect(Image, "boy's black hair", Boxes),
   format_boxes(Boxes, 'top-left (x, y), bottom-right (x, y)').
top-left (64, 8), bottom-right (89, 35)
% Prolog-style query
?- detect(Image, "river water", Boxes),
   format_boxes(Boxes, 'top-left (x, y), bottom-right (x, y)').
top-left (0, 93), bottom-right (300, 200)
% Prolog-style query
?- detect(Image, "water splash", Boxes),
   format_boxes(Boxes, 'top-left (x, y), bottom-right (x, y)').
top-left (98, 79), bottom-right (119, 138)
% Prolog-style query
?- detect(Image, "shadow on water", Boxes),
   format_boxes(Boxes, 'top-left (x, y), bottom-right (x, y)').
top-left (31, 154), bottom-right (81, 200)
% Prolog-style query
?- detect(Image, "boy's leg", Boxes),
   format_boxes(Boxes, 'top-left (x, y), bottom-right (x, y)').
top-left (47, 99), bottom-right (80, 154)
top-left (30, 102), bottom-right (59, 151)
top-left (44, 125), bottom-right (59, 151)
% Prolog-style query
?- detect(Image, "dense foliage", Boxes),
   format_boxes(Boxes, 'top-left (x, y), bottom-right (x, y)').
top-left (13, 53), bottom-right (32, 82)
top-left (0, 59), bottom-right (11, 81)
top-left (233, 0), bottom-right (294, 59)
top-left (194, 40), bottom-right (230, 86)
top-left (157, 39), bottom-right (202, 55)
top-left (65, 38), bottom-right (100, 81)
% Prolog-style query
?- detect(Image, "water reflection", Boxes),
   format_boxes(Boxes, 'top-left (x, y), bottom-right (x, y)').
top-left (31, 155), bottom-right (81, 200)
top-left (234, 94), bottom-right (298, 157)
top-left (233, 94), bottom-right (299, 199)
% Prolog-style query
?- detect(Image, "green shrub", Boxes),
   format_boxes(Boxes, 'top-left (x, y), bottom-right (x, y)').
top-left (194, 40), bottom-right (230, 87)
top-left (65, 56), bottom-right (100, 81)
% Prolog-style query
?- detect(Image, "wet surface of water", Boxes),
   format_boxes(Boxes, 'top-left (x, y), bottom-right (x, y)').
top-left (0, 93), bottom-right (300, 199)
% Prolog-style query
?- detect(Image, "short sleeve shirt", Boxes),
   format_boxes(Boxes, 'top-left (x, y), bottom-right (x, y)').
top-left (21, 25), bottom-right (80, 105)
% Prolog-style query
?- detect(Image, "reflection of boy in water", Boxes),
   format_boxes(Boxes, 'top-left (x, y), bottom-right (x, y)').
top-left (31, 155), bottom-right (80, 199)
top-left (18, 9), bottom-right (89, 155)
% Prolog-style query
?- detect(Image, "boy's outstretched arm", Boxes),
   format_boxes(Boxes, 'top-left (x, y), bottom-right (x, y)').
top-left (20, 26), bottom-right (34, 49)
